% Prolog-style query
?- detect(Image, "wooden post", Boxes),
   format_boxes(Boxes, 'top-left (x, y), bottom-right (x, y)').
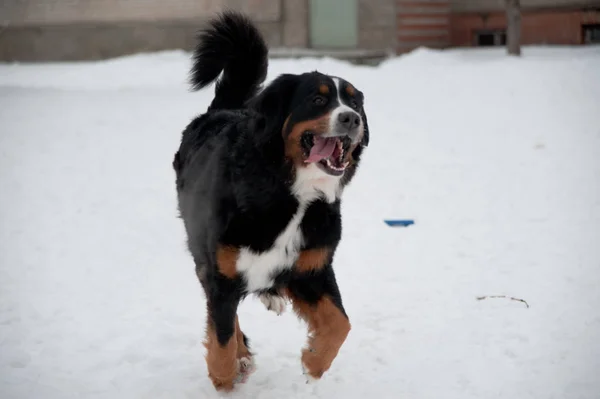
top-left (505, 0), bottom-right (522, 56)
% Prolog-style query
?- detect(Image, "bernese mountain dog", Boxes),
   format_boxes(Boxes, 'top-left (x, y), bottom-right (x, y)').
top-left (173, 11), bottom-right (369, 391)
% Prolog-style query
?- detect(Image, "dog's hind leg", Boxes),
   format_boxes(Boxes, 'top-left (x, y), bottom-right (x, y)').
top-left (193, 258), bottom-right (241, 391)
top-left (195, 255), bottom-right (255, 390)
top-left (203, 276), bottom-right (241, 391)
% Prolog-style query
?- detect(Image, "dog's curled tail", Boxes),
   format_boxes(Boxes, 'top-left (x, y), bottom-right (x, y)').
top-left (190, 11), bottom-right (268, 110)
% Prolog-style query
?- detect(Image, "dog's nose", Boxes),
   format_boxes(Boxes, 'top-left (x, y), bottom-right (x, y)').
top-left (337, 111), bottom-right (360, 131)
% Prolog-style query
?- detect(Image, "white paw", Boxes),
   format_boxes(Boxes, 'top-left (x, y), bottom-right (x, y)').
top-left (239, 356), bottom-right (255, 373)
top-left (234, 356), bottom-right (256, 384)
top-left (259, 294), bottom-right (286, 315)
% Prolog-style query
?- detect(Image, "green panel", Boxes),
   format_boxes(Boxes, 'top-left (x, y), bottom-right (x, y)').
top-left (310, 0), bottom-right (358, 48)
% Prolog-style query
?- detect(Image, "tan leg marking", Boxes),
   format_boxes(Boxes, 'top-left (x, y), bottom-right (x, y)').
top-left (235, 316), bottom-right (251, 359)
top-left (288, 294), bottom-right (351, 379)
top-left (204, 319), bottom-right (238, 391)
top-left (295, 248), bottom-right (330, 273)
top-left (216, 245), bottom-right (239, 278)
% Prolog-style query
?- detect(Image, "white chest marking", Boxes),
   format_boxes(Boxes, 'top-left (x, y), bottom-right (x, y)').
top-left (236, 165), bottom-right (341, 292)
top-left (236, 202), bottom-right (308, 292)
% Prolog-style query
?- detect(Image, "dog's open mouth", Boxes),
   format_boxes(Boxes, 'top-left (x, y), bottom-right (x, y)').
top-left (301, 132), bottom-right (352, 176)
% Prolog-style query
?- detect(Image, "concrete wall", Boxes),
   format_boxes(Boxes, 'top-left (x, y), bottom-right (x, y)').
top-left (0, 0), bottom-right (309, 61)
top-left (283, 0), bottom-right (310, 48)
top-left (358, 0), bottom-right (397, 51)
top-left (2, 0), bottom-right (280, 25)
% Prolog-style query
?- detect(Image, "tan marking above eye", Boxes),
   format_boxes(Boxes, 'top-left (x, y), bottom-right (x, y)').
top-left (346, 84), bottom-right (355, 96)
top-left (319, 84), bottom-right (329, 95)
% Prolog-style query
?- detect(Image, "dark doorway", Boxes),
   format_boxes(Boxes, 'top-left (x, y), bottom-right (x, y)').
top-left (475, 30), bottom-right (507, 46)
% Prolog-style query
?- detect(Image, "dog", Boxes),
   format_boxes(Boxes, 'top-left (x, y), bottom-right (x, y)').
top-left (173, 11), bottom-right (369, 391)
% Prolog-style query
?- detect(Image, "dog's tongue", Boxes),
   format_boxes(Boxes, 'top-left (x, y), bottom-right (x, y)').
top-left (305, 137), bottom-right (336, 163)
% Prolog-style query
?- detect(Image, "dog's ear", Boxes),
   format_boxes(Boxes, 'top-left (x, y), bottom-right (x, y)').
top-left (359, 99), bottom-right (369, 147)
top-left (249, 74), bottom-right (300, 140)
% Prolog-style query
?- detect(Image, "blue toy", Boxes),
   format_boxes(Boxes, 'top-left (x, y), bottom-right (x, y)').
top-left (384, 220), bottom-right (415, 227)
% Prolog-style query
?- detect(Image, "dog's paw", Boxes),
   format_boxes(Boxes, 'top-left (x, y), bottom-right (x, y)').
top-left (301, 362), bottom-right (320, 384)
top-left (259, 294), bottom-right (286, 315)
top-left (234, 356), bottom-right (256, 384)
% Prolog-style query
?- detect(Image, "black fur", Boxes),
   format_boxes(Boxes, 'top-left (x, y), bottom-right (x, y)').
top-left (189, 12), bottom-right (268, 110)
top-left (173, 11), bottom-right (369, 378)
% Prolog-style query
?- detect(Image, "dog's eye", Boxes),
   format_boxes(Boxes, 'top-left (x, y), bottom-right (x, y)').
top-left (313, 95), bottom-right (327, 106)
top-left (349, 100), bottom-right (359, 109)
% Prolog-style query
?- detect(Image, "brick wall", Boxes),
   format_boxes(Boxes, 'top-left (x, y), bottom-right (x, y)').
top-left (451, 8), bottom-right (600, 46)
top-left (396, 0), bottom-right (451, 53)
top-left (452, 0), bottom-right (600, 13)
top-left (395, 0), bottom-right (599, 53)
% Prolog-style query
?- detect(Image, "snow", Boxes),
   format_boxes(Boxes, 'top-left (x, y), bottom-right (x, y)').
top-left (1, 45), bottom-right (600, 398)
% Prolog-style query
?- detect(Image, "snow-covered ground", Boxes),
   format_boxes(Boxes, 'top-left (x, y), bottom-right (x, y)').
top-left (1, 46), bottom-right (599, 399)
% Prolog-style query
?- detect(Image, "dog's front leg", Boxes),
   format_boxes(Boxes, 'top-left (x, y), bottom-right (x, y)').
top-left (286, 265), bottom-right (351, 381)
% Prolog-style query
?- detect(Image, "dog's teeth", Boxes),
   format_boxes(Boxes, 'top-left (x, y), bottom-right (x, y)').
top-left (337, 140), bottom-right (344, 163)
top-left (324, 156), bottom-right (348, 172)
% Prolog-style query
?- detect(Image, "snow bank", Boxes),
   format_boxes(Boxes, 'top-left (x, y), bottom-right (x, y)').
top-left (1, 45), bottom-right (599, 398)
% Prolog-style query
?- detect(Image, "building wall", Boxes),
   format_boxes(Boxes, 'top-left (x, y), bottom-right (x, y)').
top-left (2, 0), bottom-right (280, 25)
top-left (451, 8), bottom-right (600, 45)
top-left (396, 0), bottom-right (451, 53)
top-left (2, 0), bottom-right (596, 61)
top-left (0, 0), bottom-right (309, 61)
top-left (358, 0), bottom-right (397, 51)
top-left (396, 0), bottom-right (600, 52)
top-left (283, 0), bottom-right (309, 48)
top-left (452, 0), bottom-right (600, 12)
top-left (0, 0), bottom-right (396, 61)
